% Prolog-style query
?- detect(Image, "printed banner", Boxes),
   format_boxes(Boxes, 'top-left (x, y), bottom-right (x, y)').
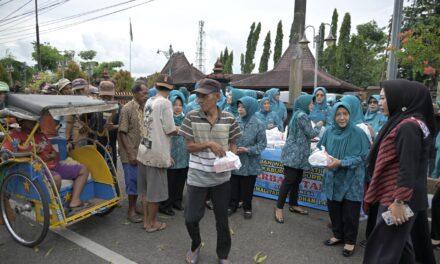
top-left (254, 148), bottom-right (328, 211)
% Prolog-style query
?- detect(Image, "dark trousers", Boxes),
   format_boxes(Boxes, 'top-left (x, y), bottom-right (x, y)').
top-left (276, 166), bottom-right (303, 209)
top-left (230, 174), bottom-right (257, 211)
top-left (411, 210), bottom-right (436, 264)
top-left (365, 203), bottom-right (379, 239)
top-left (432, 188), bottom-right (440, 240)
top-left (185, 181), bottom-right (231, 259)
top-left (327, 199), bottom-right (361, 245)
top-left (160, 167), bottom-right (188, 210)
top-left (363, 205), bottom-right (417, 264)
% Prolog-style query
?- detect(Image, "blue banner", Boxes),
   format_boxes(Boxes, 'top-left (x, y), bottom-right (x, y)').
top-left (254, 148), bottom-right (328, 211)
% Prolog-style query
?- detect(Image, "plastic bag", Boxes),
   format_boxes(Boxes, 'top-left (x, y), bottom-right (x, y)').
top-left (308, 146), bottom-right (333, 167)
top-left (213, 151), bottom-right (242, 173)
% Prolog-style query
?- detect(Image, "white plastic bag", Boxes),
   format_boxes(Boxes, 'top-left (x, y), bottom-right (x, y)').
top-left (308, 146), bottom-right (333, 167)
top-left (213, 151), bottom-right (242, 173)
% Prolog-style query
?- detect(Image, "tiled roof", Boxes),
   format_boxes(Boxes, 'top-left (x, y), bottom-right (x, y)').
top-left (160, 52), bottom-right (205, 85)
top-left (230, 44), bottom-right (361, 92)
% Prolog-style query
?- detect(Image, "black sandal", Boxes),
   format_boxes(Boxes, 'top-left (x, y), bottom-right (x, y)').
top-left (289, 206), bottom-right (309, 215)
top-left (324, 238), bottom-right (343, 246)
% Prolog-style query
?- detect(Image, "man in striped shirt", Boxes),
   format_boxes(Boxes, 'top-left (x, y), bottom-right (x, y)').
top-left (179, 78), bottom-right (241, 264)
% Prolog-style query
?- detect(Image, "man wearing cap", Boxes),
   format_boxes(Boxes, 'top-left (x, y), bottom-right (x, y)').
top-left (92, 81), bottom-right (120, 168)
top-left (179, 78), bottom-right (241, 264)
top-left (137, 74), bottom-right (177, 232)
top-left (119, 82), bottom-right (149, 223)
top-left (71, 78), bottom-right (89, 96)
top-left (57, 78), bottom-right (72, 95)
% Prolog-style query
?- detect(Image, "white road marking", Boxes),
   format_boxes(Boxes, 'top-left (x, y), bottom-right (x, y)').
top-left (52, 227), bottom-right (138, 264)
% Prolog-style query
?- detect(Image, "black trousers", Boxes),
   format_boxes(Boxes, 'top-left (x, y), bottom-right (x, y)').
top-left (160, 167), bottom-right (188, 210)
top-left (327, 199), bottom-right (361, 245)
top-left (365, 203), bottom-right (379, 239)
top-left (276, 166), bottom-right (303, 209)
top-left (230, 174), bottom-right (257, 211)
top-left (363, 205), bottom-right (417, 264)
top-left (185, 181), bottom-right (231, 259)
top-left (432, 187), bottom-right (440, 240)
top-left (411, 210), bottom-right (436, 264)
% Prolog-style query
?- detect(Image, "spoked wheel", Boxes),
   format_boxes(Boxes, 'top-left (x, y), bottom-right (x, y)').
top-left (0, 172), bottom-right (50, 247)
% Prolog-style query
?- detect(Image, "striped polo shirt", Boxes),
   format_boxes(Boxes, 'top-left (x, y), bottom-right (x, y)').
top-left (179, 108), bottom-right (242, 187)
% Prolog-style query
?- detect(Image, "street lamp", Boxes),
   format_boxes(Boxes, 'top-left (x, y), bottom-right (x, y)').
top-left (298, 23), bottom-right (336, 88)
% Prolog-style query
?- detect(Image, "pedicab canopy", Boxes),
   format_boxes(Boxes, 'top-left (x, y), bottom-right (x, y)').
top-left (5, 94), bottom-right (119, 121)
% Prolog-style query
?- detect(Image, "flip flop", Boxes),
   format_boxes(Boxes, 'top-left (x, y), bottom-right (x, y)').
top-left (127, 214), bottom-right (143, 223)
top-left (289, 206), bottom-right (309, 215)
top-left (69, 202), bottom-right (92, 213)
top-left (145, 222), bottom-right (167, 233)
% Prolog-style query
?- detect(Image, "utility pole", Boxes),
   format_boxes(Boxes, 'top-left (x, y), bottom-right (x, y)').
top-left (387, 0), bottom-right (404, 80)
top-left (35, 0), bottom-right (41, 71)
top-left (6, 65), bottom-right (14, 87)
top-left (288, 0), bottom-right (307, 105)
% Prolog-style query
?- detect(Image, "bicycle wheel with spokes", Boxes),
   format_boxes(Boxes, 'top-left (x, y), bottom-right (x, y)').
top-left (0, 172), bottom-right (50, 247)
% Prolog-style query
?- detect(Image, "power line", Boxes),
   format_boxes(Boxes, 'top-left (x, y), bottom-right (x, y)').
top-left (0, 0), bottom-right (157, 44)
top-left (0, 0), bottom-right (138, 33)
top-left (0, 0), bottom-right (33, 22)
top-left (0, 0), bottom-right (15, 7)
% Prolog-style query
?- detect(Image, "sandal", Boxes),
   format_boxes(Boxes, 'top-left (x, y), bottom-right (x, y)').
top-left (68, 202), bottom-right (92, 214)
top-left (145, 222), bottom-right (167, 233)
top-left (324, 237), bottom-right (343, 246)
top-left (289, 206), bottom-right (308, 215)
top-left (186, 243), bottom-right (202, 264)
top-left (127, 214), bottom-right (143, 223)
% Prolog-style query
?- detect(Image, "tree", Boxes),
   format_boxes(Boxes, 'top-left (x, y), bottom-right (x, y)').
top-left (31, 42), bottom-right (62, 72)
top-left (259, 31), bottom-right (271, 73)
top-left (58, 61), bottom-right (86, 81)
top-left (356, 21), bottom-right (387, 53)
top-left (396, 0), bottom-right (440, 88)
top-left (243, 22), bottom-right (261, 73)
top-left (273, 20), bottom-right (284, 66)
top-left (0, 63), bottom-right (10, 84)
top-left (331, 8), bottom-right (338, 39)
top-left (335, 12), bottom-right (352, 79)
top-left (93, 61), bottom-right (124, 79)
top-left (78, 50), bottom-right (97, 61)
top-left (113, 70), bottom-right (134, 91)
top-left (0, 56), bottom-right (34, 89)
top-left (224, 50), bottom-right (233, 74)
top-left (240, 53), bottom-right (245, 73)
top-left (63, 50), bottom-right (76, 61)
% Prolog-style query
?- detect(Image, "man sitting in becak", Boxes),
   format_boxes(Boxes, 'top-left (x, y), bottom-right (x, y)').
top-left (2, 118), bottom-right (90, 211)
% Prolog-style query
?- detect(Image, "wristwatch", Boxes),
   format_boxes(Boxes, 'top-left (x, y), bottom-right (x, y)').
top-left (394, 199), bottom-right (404, 205)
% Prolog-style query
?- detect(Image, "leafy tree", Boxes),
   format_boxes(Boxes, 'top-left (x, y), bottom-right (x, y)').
top-left (259, 31), bottom-right (271, 73)
top-left (273, 20), bottom-right (284, 66)
top-left (0, 56), bottom-right (34, 88)
top-left (331, 8), bottom-right (338, 39)
top-left (146, 72), bottom-right (160, 88)
top-left (243, 22), bottom-right (261, 73)
top-left (31, 42), bottom-right (62, 72)
top-left (356, 21), bottom-right (387, 53)
top-left (78, 50), bottom-right (97, 61)
top-left (335, 12), bottom-right (352, 79)
top-left (396, 0), bottom-right (440, 88)
top-left (58, 61), bottom-right (86, 81)
top-left (93, 61), bottom-right (124, 79)
top-left (0, 63), bottom-right (10, 84)
top-left (63, 50), bottom-right (76, 61)
top-left (113, 70), bottom-right (134, 91)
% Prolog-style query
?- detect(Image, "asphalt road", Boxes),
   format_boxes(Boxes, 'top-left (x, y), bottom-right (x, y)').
top-left (1, 162), bottom-right (439, 264)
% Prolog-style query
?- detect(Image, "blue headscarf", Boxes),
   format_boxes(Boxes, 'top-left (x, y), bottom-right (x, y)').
top-left (265, 87), bottom-right (286, 121)
top-left (178, 86), bottom-right (190, 102)
top-left (168, 90), bottom-right (186, 126)
top-left (243, 89), bottom-right (257, 99)
top-left (364, 95), bottom-right (387, 135)
top-left (148, 87), bottom-right (157, 97)
top-left (185, 94), bottom-right (200, 114)
top-left (217, 89), bottom-right (227, 110)
top-left (237, 96), bottom-right (259, 126)
top-left (309, 87), bottom-right (330, 123)
top-left (318, 102), bottom-right (370, 159)
top-left (289, 94), bottom-right (314, 138)
top-left (340, 95), bottom-right (364, 125)
top-left (225, 88), bottom-right (245, 118)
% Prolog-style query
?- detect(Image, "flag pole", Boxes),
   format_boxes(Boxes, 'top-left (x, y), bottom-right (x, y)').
top-left (129, 17), bottom-right (132, 73)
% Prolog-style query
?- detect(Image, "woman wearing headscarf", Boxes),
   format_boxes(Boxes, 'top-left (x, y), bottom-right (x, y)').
top-left (341, 95), bottom-right (373, 144)
top-left (243, 89), bottom-right (257, 99)
top-left (309, 87), bottom-right (332, 126)
top-left (159, 90), bottom-right (190, 216)
top-left (318, 102), bottom-right (370, 257)
top-left (364, 95), bottom-right (387, 138)
top-left (363, 80), bottom-right (436, 264)
top-left (224, 88), bottom-right (245, 118)
top-left (255, 97), bottom-right (284, 132)
top-left (185, 94), bottom-right (200, 114)
top-left (274, 95), bottom-right (323, 223)
top-left (228, 96), bottom-right (267, 219)
top-left (265, 88), bottom-right (287, 122)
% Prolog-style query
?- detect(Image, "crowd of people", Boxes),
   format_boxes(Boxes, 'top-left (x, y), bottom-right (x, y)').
top-left (0, 76), bottom-right (438, 264)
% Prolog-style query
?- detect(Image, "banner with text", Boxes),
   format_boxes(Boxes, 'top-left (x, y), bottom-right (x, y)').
top-left (254, 148), bottom-right (328, 211)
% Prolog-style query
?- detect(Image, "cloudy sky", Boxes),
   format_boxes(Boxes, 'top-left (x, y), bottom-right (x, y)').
top-left (0, 0), bottom-right (396, 77)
